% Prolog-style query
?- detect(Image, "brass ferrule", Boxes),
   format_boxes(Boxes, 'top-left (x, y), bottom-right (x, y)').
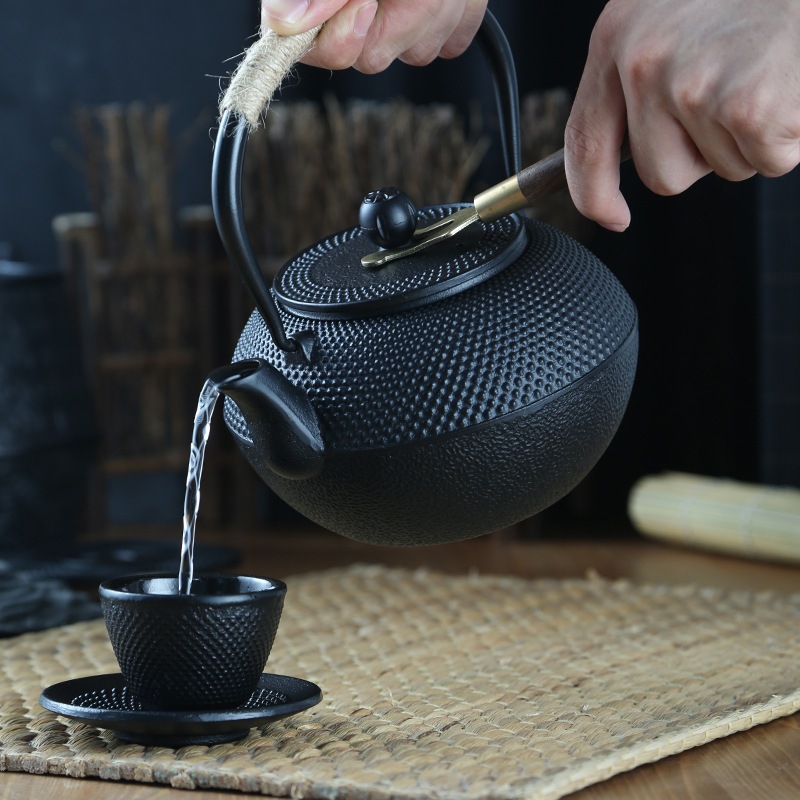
top-left (474, 176), bottom-right (526, 223)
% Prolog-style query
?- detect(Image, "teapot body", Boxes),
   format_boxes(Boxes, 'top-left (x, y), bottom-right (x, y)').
top-left (223, 214), bottom-right (637, 545)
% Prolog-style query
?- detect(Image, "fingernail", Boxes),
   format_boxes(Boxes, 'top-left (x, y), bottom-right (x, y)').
top-left (263, 0), bottom-right (309, 24)
top-left (354, 2), bottom-right (377, 36)
top-left (603, 194), bottom-right (631, 232)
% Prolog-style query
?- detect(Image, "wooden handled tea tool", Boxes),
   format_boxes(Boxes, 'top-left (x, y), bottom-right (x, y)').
top-left (361, 139), bottom-right (633, 267)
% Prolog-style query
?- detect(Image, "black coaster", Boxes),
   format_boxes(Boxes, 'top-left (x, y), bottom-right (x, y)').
top-left (40, 673), bottom-right (322, 747)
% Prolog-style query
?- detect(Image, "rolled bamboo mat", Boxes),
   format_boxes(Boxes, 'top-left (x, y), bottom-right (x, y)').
top-left (629, 471), bottom-right (800, 563)
top-left (2, 564), bottom-right (800, 799)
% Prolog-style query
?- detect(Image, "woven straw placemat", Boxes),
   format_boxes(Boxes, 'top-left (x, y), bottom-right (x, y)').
top-left (2, 564), bottom-right (800, 799)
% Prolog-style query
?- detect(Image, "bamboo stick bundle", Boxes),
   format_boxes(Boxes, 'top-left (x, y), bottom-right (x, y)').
top-left (242, 95), bottom-right (488, 260)
top-left (629, 471), bottom-right (800, 564)
top-left (98, 105), bottom-right (140, 259)
top-left (125, 102), bottom-right (175, 259)
top-left (69, 102), bottom-right (197, 463)
top-left (74, 102), bottom-right (177, 262)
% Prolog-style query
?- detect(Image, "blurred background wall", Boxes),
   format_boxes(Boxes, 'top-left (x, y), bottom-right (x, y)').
top-left (1, 0), bottom-right (255, 267)
top-left (2, 0), bottom-right (797, 535)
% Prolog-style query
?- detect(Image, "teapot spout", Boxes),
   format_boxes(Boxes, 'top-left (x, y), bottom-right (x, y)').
top-left (208, 359), bottom-right (324, 480)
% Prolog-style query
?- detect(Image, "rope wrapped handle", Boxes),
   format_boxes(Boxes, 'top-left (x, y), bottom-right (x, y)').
top-left (220, 25), bottom-right (323, 128)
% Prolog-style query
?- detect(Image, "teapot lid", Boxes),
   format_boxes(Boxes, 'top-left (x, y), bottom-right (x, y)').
top-left (272, 205), bottom-right (527, 320)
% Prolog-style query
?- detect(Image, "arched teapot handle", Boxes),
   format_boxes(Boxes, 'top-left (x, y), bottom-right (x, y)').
top-left (212, 10), bottom-right (521, 361)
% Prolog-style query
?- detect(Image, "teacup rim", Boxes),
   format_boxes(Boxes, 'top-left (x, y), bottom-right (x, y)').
top-left (99, 572), bottom-right (287, 603)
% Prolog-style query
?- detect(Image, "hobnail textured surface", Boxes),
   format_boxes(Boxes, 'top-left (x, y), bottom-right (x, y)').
top-left (226, 217), bottom-right (637, 453)
top-left (100, 575), bottom-right (285, 711)
top-left (70, 683), bottom-right (290, 712)
top-left (247, 335), bottom-right (637, 545)
top-left (273, 206), bottom-right (526, 316)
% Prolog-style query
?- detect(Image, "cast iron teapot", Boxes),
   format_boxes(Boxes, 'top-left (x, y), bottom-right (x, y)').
top-left (209, 12), bottom-right (638, 546)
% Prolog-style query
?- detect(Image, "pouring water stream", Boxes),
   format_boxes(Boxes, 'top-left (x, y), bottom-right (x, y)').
top-left (178, 378), bottom-right (221, 594)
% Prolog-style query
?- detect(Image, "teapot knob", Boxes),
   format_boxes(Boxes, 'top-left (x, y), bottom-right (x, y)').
top-left (359, 187), bottom-right (417, 249)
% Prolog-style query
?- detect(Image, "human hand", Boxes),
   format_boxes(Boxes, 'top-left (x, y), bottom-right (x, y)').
top-left (260, 0), bottom-right (487, 73)
top-left (565, 0), bottom-right (800, 231)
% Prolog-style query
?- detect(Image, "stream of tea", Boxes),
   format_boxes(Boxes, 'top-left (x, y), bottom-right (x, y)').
top-left (178, 378), bottom-right (220, 594)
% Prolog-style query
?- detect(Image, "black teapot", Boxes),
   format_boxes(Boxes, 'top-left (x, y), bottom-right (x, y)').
top-left (209, 13), bottom-right (638, 546)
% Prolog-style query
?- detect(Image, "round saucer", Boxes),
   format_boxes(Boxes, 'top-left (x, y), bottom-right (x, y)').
top-left (40, 672), bottom-right (322, 747)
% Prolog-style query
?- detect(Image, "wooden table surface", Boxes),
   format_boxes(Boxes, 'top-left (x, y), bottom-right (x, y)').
top-left (2, 524), bottom-right (800, 800)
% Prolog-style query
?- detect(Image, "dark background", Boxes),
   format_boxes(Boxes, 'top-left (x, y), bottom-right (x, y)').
top-left (2, 0), bottom-right (798, 532)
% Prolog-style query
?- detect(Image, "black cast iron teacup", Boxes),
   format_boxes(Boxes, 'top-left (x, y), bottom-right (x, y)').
top-left (99, 573), bottom-right (286, 710)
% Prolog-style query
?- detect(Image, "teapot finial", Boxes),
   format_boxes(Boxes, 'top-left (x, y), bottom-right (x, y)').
top-left (359, 188), bottom-right (418, 250)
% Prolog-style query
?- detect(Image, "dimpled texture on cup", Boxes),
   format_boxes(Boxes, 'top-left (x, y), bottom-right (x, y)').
top-left (100, 575), bottom-right (285, 711)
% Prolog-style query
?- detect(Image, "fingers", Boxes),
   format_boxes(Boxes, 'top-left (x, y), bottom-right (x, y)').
top-left (261, 0), bottom-right (345, 34)
top-left (395, 2), bottom-right (466, 69)
top-left (739, 133), bottom-right (800, 178)
top-left (625, 50), bottom-right (751, 191)
top-left (567, 0), bottom-right (800, 231)
top-left (437, 0), bottom-right (487, 60)
top-left (349, 3), bottom-right (442, 73)
top-left (713, 91), bottom-right (800, 179)
top-left (260, 0), bottom-right (488, 73)
top-left (381, 0), bottom-right (487, 69)
top-left (298, 0), bottom-right (380, 70)
top-left (625, 110), bottom-right (715, 197)
top-left (361, 1), bottom-right (470, 72)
